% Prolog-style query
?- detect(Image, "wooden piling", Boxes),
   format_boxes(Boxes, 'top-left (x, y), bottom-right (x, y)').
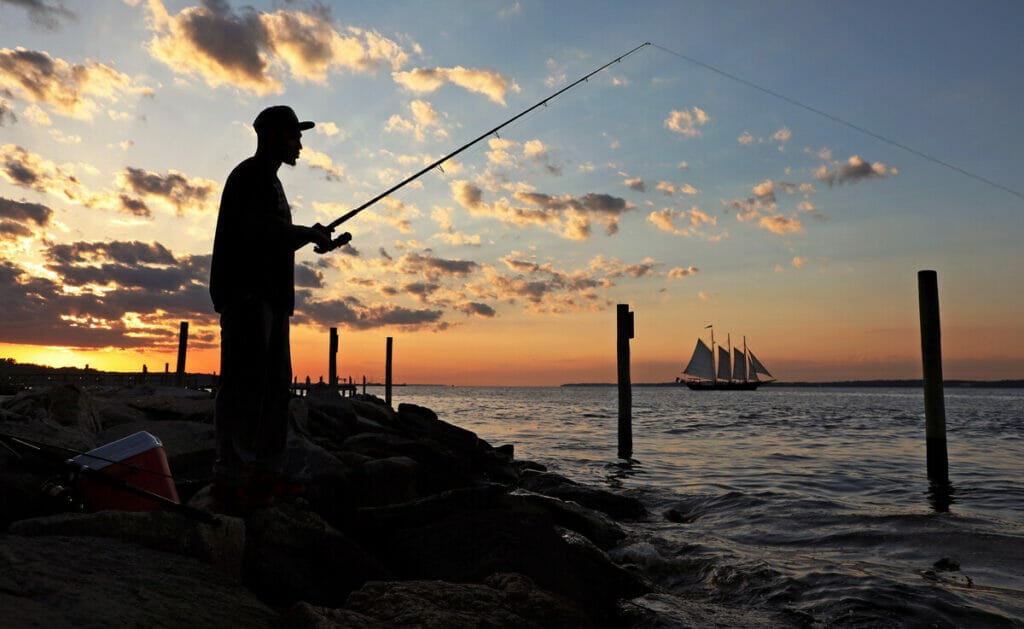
top-left (175, 321), bottom-right (188, 387)
top-left (328, 327), bottom-right (339, 392)
top-left (918, 270), bottom-right (949, 485)
top-left (617, 304), bottom-right (634, 460)
top-left (362, 375), bottom-right (367, 396)
top-left (385, 337), bottom-right (393, 408)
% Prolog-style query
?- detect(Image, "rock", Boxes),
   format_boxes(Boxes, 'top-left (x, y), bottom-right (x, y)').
top-left (120, 393), bottom-right (214, 424)
top-left (244, 500), bottom-right (390, 606)
top-left (280, 601), bottom-right (376, 628)
top-left (507, 489), bottom-right (626, 550)
top-left (338, 573), bottom-right (588, 628)
top-left (356, 456), bottom-right (418, 506)
top-left (520, 470), bottom-right (648, 521)
top-left (8, 509), bottom-right (245, 578)
top-left (0, 534), bottom-right (276, 627)
top-left (2, 384), bottom-right (101, 434)
top-left (357, 491), bottom-right (649, 624)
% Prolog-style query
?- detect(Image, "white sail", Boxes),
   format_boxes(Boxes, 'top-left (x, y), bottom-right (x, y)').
top-left (683, 339), bottom-right (714, 380)
top-left (749, 351), bottom-right (774, 380)
top-left (717, 346), bottom-right (731, 381)
top-left (732, 348), bottom-right (747, 381)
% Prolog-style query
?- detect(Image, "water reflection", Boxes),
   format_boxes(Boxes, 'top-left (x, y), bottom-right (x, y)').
top-left (928, 480), bottom-right (956, 513)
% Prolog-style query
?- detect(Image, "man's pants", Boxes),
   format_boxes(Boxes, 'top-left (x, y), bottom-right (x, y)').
top-left (214, 298), bottom-right (292, 483)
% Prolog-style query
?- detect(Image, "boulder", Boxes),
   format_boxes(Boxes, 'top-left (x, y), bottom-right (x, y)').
top-left (0, 534), bottom-right (276, 627)
top-left (120, 393), bottom-right (214, 424)
top-left (7, 509), bottom-right (245, 579)
top-left (1, 384), bottom-right (101, 434)
top-left (336, 573), bottom-right (588, 628)
top-left (506, 489), bottom-right (626, 550)
top-left (244, 500), bottom-right (389, 607)
top-left (356, 490), bottom-right (649, 624)
top-left (280, 601), bottom-right (376, 628)
top-left (520, 470), bottom-right (648, 521)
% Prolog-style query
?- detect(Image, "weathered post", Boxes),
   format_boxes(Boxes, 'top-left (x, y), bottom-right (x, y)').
top-left (175, 321), bottom-right (188, 387)
top-left (362, 374), bottom-right (367, 396)
top-left (918, 270), bottom-right (949, 485)
top-left (385, 337), bottom-right (394, 408)
top-left (328, 327), bottom-right (339, 392)
top-left (617, 304), bottom-right (634, 460)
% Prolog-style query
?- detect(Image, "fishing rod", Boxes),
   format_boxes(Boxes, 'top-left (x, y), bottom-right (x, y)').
top-left (315, 42), bottom-right (651, 250)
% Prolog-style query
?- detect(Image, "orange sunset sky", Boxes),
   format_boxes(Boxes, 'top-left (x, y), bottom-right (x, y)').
top-left (1, 1), bottom-right (1022, 385)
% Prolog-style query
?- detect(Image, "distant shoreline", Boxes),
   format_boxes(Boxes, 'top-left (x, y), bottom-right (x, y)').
top-left (562, 380), bottom-right (1024, 389)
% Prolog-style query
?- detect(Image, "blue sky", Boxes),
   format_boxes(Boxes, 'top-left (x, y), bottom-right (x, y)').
top-left (1, 0), bottom-right (1021, 383)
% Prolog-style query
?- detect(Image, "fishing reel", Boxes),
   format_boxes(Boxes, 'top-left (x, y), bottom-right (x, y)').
top-left (312, 223), bottom-right (352, 254)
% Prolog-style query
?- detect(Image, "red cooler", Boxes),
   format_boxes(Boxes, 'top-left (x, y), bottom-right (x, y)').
top-left (71, 431), bottom-right (180, 512)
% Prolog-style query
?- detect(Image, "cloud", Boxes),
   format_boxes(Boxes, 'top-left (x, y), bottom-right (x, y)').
top-left (646, 206), bottom-right (722, 240)
top-left (667, 266), bottom-right (699, 280)
top-left (623, 176), bottom-right (645, 192)
top-left (314, 121), bottom-right (341, 137)
top-left (452, 180), bottom-right (632, 241)
top-left (588, 255), bottom-right (656, 278)
top-left (816, 155), bottom-right (898, 186)
top-left (791, 256), bottom-right (806, 268)
top-left (469, 252), bottom-right (664, 314)
top-left (117, 167), bottom-right (218, 215)
top-left (398, 250), bottom-right (479, 281)
top-left (143, 0), bottom-right (408, 95)
top-left (758, 214), bottom-right (803, 235)
top-left (664, 107), bottom-right (709, 137)
top-left (300, 294), bottom-right (445, 331)
top-left (301, 148), bottom-right (346, 180)
top-left (0, 47), bottom-right (151, 119)
top-left (0, 196), bottom-right (53, 226)
top-left (0, 98), bottom-right (15, 125)
top-left (0, 242), bottom-right (214, 350)
top-left (0, 142), bottom-right (82, 198)
top-left (431, 205), bottom-right (481, 246)
top-left (385, 99), bottom-right (446, 141)
top-left (47, 240), bottom-right (176, 265)
top-left (3, 0), bottom-right (77, 29)
top-left (456, 301), bottom-right (496, 317)
top-left (392, 65), bottom-right (520, 105)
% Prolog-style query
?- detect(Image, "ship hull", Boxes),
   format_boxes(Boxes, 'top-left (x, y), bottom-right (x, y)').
top-left (685, 380), bottom-right (762, 391)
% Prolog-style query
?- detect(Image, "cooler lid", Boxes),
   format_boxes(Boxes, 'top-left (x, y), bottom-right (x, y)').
top-left (71, 431), bottom-right (165, 471)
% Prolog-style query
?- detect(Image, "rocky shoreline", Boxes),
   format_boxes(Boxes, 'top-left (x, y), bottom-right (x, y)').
top-left (0, 383), bottom-right (679, 627)
top-left (1, 384), bottom-right (794, 626)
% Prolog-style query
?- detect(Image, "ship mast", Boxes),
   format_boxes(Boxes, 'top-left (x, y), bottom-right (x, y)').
top-left (743, 335), bottom-right (748, 384)
top-left (709, 326), bottom-right (716, 384)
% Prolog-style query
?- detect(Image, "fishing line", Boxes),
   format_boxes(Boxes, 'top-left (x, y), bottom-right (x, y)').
top-left (649, 42), bottom-right (1024, 202)
top-left (320, 42), bottom-right (652, 234)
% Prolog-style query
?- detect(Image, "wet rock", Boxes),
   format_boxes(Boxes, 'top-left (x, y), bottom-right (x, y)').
top-left (338, 573), bottom-right (588, 628)
top-left (356, 487), bottom-right (649, 624)
top-left (520, 470), bottom-right (648, 520)
top-left (244, 500), bottom-right (389, 606)
top-left (280, 601), bottom-right (376, 628)
top-left (119, 392), bottom-right (214, 424)
top-left (508, 489), bottom-right (626, 550)
top-left (7, 509), bottom-right (245, 578)
top-left (0, 534), bottom-right (276, 627)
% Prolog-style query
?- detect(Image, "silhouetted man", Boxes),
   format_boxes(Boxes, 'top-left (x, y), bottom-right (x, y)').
top-left (209, 105), bottom-right (349, 512)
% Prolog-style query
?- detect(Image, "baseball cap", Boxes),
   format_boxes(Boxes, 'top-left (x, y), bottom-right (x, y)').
top-left (253, 105), bottom-right (315, 133)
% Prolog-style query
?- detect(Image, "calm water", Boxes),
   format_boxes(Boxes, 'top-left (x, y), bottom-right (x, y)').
top-left (377, 385), bottom-right (1023, 627)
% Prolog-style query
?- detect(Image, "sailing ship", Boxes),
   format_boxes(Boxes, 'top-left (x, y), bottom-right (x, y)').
top-left (681, 327), bottom-right (774, 390)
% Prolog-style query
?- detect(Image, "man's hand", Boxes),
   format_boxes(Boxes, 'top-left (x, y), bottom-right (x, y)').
top-left (314, 231), bottom-right (352, 254)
